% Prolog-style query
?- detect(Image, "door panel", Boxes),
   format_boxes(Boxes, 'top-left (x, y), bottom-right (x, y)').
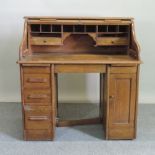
top-left (108, 73), bottom-right (136, 139)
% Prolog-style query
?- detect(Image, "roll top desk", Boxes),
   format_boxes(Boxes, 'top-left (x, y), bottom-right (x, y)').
top-left (18, 17), bottom-right (141, 140)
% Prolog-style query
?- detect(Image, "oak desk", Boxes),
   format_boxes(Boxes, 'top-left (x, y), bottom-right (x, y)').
top-left (18, 17), bottom-right (141, 140)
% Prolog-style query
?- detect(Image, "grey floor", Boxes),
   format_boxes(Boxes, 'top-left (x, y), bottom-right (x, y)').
top-left (0, 103), bottom-right (155, 155)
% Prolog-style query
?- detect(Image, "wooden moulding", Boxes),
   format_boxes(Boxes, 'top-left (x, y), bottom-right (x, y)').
top-left (19, 20), bottom-right (29, 58)
top-left (57, 117), bottom-right (101, 127)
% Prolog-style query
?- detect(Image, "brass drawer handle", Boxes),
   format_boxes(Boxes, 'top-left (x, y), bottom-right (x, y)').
top-left (27, 78), bottom-right (47, 83)
top-left (28, 116), bottom-right (49, 121)
top-left (27, 94), bottom-right (48, 99)
top-left (43, 40), bottom-right (47, 43)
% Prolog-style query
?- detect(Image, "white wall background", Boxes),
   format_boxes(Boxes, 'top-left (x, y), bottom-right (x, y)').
top-left (0, 0), bottom-right (154, 103)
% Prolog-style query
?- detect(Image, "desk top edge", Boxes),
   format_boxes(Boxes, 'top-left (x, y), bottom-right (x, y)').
top-left (24, 16), bottom-right (134, 20)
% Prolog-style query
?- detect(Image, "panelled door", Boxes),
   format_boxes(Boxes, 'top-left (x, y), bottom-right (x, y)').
top-left (108, 73), bottom-right (137, 139)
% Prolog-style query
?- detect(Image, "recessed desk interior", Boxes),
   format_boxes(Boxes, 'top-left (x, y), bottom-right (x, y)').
top-left (18, 17), bottom-right (141, 140)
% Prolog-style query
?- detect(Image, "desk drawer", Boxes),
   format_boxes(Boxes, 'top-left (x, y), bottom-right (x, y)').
top-left (96, 37), bottom-right (128, 46)
top-left (30, 37), bottom-right (62, 46)
top-left (24, 74), bottom-right (50, 88)
top-left (23, 66), bottom-right (50, 74)
top-left (24, 106), bottom-right (52, 130)
top-left (24, 89), bottom-right (51, 105)
top-left (110, 67), bottom-right (137, 73)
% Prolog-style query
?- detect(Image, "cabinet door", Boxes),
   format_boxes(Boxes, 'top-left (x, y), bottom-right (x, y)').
top-left (108, 73), bottom-right (136, 139)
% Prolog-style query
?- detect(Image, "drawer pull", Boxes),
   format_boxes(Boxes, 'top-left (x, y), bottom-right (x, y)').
top-left (109, 95), bottom-right (115, 99)
top-left (28, 116), bottom-right (49, 121)
top-left (27, 78), bottom-right (47, 83)
top-left (27, 94), bottom-right (48, 99)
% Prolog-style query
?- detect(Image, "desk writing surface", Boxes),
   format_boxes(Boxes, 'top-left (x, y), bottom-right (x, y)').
top-left (19, 53), bottom-right (140, 64)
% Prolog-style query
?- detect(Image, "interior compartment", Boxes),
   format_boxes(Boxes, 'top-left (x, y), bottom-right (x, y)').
top-left (74, 25), bottom-right (85, 32)
top-left (52, 25), bottom-right (61, 32)
top-left (31, 34), bottom-right (128, 54)
top-left (63, 25), bottom-right (74, 32)
top-left (108, 25), bottom-right (118, 32)
top-left (119, 25), bottom-right (129, 32)
top-left (41, 25), bottom-right (51, 32)
top-left (31, 24), bottom-right (40, 32)
top-left (86, 25), bottom-right (96, 32)
top-left (98, 25), bottom-right (107, 32)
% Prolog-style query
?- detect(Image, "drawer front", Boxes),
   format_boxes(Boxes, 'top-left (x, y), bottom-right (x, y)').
top-left (23, 66), bottom-right (50, 74)
top-left (25, 116), bottom-right (51, 130)
top-left (110, 67), bottom-right (137, 74)
top-left (24, 106), bottom-right (52, 130)
top-left (97, 37), bottom-right (128, 46)
top-left (24, 89), bottom-right (51, 105)
top-left (30, 37), bottom-right (62, 46)
top-left (24, 74), bottom-right (50, 88)
top-left (24, 105), bottom-right (52, 113)
top-left (24, 129), bottom-right (53, 140)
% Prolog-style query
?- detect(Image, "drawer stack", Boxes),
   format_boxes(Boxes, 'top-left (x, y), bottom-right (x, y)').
top-left (22, 65), bottom-right (53, 140)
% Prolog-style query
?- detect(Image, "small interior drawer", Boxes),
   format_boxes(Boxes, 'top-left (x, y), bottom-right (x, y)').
top-left (30, 37), bottom-right (62, 46)
top-left (23, 66), bottom-right (50, 74)
top-left (96, 37), bottom-right (128, 46)
top-left (23, 74), bottom-right (50, 88)
top-left (24, 89), bottom-right (51, 105)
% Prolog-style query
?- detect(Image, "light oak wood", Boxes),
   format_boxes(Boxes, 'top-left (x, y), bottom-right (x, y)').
top-left (18, 54), bottom-right (141, 64)
top-left (18, 17), bottom-right (141, 141)
top-left (110, 67), bottom-right (137, 73)
top-left (23, 74), bottom-right (50, 88)
top-left (24, 105), bottom-right (52, 130)
top-left (24, 89), bottom-right (51, 104)
top-left (96, 37), bottom-right (128, 46)
top-left (108, 73), bottom-right (136, 139)
top-left (54, 64), bottom-right (106, 73)
top-left (23, 66), bottom-right (50, 73)
top-left (30, 37), bottom-right (63, 46)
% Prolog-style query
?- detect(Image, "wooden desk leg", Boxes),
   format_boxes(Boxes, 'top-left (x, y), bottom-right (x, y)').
top-left (51, 64), bottom-right (56, 139)
top-left (55, 73), bottom-right (59, 121)
top-left (100, 73), bottom-right (103, 120)
top-left (100, 66), bottom-right (110, 140)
